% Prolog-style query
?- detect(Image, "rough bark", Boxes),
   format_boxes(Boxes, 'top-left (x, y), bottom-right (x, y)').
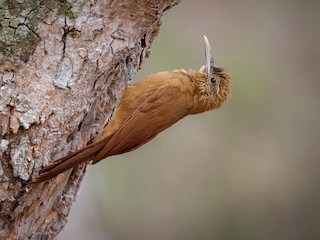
top-left (0, 0), bottom-right (180, 239)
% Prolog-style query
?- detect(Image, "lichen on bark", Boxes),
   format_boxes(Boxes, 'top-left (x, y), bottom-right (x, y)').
top-left (0, 0), bottom-right (180, 239)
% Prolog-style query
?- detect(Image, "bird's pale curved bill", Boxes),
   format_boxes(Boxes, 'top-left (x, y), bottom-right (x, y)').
top-left (203, 35), bottom-right (214, 76)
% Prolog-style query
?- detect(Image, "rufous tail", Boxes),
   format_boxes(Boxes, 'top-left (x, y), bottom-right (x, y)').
top-left (31, 139), bottom-right (106, 183)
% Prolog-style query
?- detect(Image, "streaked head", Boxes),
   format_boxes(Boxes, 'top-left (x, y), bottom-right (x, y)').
top-left (196, 36), bottom-right (232, 109)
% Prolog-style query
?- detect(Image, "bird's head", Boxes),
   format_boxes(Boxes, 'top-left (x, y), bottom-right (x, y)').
top-left (192, 36), bottom-right (232, 111)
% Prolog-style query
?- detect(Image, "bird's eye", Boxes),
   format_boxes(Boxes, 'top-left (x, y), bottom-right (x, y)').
top-left (211, 77), bottom-right (216, 85)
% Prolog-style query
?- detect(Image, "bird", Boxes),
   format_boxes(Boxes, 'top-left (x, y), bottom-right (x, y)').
top-left (32, 36), bottom-right (232, 183)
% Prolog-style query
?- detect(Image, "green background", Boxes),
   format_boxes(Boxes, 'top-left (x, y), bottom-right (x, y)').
top-left (61, 1), bottom-right (320, 239)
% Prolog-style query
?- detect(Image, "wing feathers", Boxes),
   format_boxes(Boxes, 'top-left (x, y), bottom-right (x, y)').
top-left (92, 86), bottom-right (186, 163)
top-left (33, 86), bottom-right (187, 182)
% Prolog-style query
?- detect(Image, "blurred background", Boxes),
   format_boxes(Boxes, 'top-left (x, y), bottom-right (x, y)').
top-left (61, 1), bottom-right (320, 239)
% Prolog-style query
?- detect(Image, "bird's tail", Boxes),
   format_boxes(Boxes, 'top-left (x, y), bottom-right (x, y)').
top-left (31, 139), bottom-right (106, 183)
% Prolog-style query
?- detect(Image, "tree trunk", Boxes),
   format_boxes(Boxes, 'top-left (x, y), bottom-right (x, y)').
top-left (0, 0), bottom-right (180, 239)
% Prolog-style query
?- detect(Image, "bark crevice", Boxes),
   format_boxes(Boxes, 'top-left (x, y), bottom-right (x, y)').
top-left (0, 0), bottom-right (180, 239)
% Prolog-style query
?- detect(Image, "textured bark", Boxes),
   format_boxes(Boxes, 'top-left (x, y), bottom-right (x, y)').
top-left (0, 0), bottom-right (180, 239)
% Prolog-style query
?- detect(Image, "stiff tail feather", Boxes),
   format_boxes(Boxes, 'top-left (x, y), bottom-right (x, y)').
top-left (32, 139), bottom-right (106, 183)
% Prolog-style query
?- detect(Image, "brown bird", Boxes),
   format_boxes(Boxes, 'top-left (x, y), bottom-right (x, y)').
top-left (33, 36), bottom-right (232, 183)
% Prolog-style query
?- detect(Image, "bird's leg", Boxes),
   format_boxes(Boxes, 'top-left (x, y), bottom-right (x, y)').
top-left (118, 55), bottom-right (135, 85)
top-left (128, 64), bottom-right (136, 85)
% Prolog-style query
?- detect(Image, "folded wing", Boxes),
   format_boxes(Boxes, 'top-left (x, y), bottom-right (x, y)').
top-left (33, 86), bottom-right (186, 182)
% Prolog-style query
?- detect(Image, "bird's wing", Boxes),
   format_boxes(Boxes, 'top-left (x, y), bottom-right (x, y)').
top-left (92, 85), bottom-right (187, 163)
